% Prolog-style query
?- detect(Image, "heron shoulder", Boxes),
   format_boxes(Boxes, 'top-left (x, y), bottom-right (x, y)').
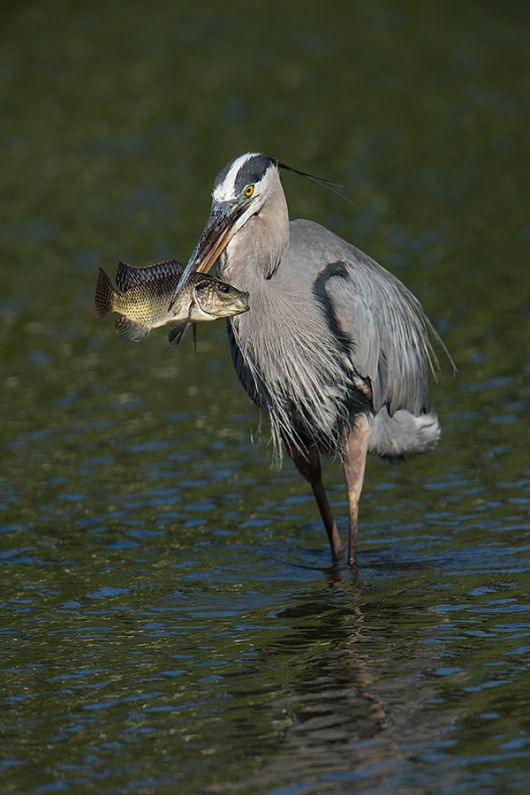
top-left (286, 219), bottom-right (352, 270)
top-left (285, 219), bottom-right (396, 289)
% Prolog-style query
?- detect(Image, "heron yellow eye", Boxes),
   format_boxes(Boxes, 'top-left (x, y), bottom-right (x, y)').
top-left (244, 184), bottom-right (254, 197)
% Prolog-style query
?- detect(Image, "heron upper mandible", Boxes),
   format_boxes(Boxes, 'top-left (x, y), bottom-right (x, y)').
top-left (172, 152), bottom-right (449, 567)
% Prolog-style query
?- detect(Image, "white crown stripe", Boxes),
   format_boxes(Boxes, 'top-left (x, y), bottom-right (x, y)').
top-left (212, 152), bottom-right (261, 202)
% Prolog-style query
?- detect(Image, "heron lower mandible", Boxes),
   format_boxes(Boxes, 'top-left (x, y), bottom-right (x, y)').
top-left (172, 153), bottom-right (450, 567)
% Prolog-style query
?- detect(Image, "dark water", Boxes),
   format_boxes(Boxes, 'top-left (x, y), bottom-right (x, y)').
top-left (2, 1), bottom-right (530, 792)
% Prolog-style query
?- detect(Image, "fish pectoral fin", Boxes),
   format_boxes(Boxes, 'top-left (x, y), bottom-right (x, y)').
top-left (114, 317), bottom-right (150, 342)
top-left (166, 321), bottom-right (189, 347)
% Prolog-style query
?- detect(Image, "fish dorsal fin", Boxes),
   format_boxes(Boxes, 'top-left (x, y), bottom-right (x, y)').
top-left (115, 259), bottom-right (184, 292)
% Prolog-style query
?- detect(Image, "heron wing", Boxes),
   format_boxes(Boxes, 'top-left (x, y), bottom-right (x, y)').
top-left (324, 250), bottom-right (437, 416)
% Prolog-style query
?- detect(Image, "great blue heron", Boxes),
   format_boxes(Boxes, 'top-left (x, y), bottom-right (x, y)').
top-left (171, 153), bottom-right (449, 567)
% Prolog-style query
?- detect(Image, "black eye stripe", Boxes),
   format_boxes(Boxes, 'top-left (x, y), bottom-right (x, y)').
top-left (232, 155), bottom-right (275, 194)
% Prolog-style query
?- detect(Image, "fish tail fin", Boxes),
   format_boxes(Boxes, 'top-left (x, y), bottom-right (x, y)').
top-left (92, 267), bottom-right (116, 319)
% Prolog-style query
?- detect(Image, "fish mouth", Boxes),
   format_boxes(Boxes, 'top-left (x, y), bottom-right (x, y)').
top-left (169, 200), bottom-right (246, 309)
top-left (239, 293), bottom-right (250, 313)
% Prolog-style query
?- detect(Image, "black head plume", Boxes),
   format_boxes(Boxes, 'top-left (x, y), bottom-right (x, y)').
top-left (275, 160), bottom-right (352, 204)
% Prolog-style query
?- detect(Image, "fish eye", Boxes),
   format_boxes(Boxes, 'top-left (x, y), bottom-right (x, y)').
top-left (244, 184), bottom-right (254, 198)
top-left (218, 283), bottom-right (230, 293)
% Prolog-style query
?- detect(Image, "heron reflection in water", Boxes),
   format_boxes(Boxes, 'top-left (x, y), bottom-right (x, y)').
top-left (171, 153), bottom-right (451, 567)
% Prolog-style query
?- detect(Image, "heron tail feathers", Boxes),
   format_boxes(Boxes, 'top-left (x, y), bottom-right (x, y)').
top-left (367, 407), bottom-right (440, 460)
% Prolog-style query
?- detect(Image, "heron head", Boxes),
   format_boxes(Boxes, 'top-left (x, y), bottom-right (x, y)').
top-left (212, 152), bottom-right (278, 215)
top-left (169, 153), bottom-right (282, 307)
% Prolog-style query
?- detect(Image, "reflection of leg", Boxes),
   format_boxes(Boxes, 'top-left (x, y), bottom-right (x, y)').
top-left (345, 596), bottom-right (392, 744)
top-left (283, 437), bottom-right (344, 563)
top-left (343, 414), bottom-right (371, 567)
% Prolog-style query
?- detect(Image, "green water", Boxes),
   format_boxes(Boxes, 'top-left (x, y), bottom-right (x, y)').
top-left (1, 1), bottom-right (530, 792)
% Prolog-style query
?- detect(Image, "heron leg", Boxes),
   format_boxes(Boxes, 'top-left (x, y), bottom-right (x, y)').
top-left (283, 437), bottom-right (344, 563)
top-left (343, 414), bottom-right (371, 567)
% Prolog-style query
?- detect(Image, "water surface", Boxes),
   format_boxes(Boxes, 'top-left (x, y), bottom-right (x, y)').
top-left (1, 1), bottom-right (530, 793)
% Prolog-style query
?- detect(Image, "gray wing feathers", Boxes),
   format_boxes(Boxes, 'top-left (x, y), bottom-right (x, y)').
top-left (286, 220), bottom-right (443, 419)
top-left (324, 245), bottom-right (439, 417)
